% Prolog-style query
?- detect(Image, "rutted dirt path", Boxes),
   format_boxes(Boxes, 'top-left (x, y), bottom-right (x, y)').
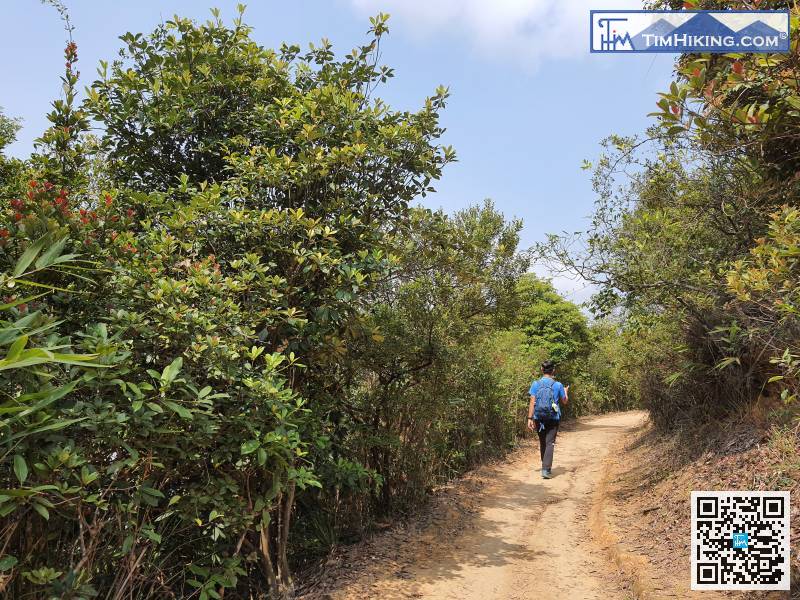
top-left (301, 411), bottom-right (648, 599)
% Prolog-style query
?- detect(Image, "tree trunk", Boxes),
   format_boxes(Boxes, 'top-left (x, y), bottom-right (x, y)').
top-left (278, 480), bottom-right (296, 593)
top-left (259, 526), bottom-right (280, 598)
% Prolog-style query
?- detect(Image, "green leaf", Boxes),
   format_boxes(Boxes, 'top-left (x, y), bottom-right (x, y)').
top-left (13, 235), bottom-right (48, 276)
top-left (32, 502), bottom-right (49, 520)
top-left (785, 96), bottom-right (800, 110)
top-left (13, 455), bottom-right (28, 484)
top-left (715, 356), bottom-right (741, 370)
top-left (6, 335), bottom-right (28, 362)
top-left (7, 417), bottom-right (87, 441)
top-left (163, 400), bottom-right (193, 419)
top-left (0, 555), bottom-right (17, 571)
top-left (34, 235), bottom-right (70, 270)
top-left (140, 485), bottom-right (165, 498)
top-left (142, 527), bottom-right (162, 543)
top-left (161, 357), bottom-right (183, 386)
top-left (0, 486), bottom-right (55, 498)
top-left (4, 381), bottom-right (77, 425)
top-left (240, 440), bottom-right (259, 455)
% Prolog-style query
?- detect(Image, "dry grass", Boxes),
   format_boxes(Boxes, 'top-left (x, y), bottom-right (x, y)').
top-left (596, 408), bottom-right (799, 599)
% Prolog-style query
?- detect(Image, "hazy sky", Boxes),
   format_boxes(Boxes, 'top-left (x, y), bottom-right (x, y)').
top-left (1, 0), bottom-right (676, 303)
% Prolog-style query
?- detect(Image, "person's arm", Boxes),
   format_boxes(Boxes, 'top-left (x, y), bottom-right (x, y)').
top-left (562, 384), bottom-right (569, 406)
top-left (527, 395), bottom-right (536, 430)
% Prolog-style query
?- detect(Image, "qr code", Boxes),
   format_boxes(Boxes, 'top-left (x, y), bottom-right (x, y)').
top-left (691, 491), bottom-right (790, 590)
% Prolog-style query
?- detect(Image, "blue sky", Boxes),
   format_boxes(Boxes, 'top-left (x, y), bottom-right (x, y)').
top-left (1, 0), bottom-right (675, 302)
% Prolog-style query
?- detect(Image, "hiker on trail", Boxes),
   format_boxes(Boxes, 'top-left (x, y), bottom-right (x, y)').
top-left (527, 360), bottom-right (569, 479)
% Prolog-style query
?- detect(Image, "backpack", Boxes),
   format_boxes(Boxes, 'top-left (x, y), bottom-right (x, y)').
top-left (533, 377), bottom-right (559, 422)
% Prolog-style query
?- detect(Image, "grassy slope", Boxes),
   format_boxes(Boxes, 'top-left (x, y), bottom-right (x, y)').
top-left (597, 402), bottom-right (799, 598)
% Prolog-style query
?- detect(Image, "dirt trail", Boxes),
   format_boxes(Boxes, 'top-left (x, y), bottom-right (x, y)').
top-left (310, 411), bottom-right (648, 600)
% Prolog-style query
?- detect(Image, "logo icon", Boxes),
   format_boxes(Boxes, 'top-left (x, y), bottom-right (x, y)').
top-left (732, 532), bottom-right (748, 549)
top-left (590, 10), bottom-right (790, 53)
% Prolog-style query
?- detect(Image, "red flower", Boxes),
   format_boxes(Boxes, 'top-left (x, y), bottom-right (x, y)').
top-left (28, 180), bottom-right (37, 188)
top-left (671, 104), bottom-right (681, 115)
top-left (0, 229), bottom-right (8, 238)
top-left (10, 199), bottom-right (22, 210)
top-left (104, 194), bottom-right (112, 207)
top-left (127, 209), bottom-right (135, 218)
top-left (80, 216), bottom-right (89, 225)
top-left (732, 61), bottom-right (743, 75)
top-left (13, 213), bottom-right (23, 222)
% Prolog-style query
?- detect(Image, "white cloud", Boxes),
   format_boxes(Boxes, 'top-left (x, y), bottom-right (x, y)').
top-left (531, 263), bottom-right (596, 307)
top-left (348, 0), bottom-right (643, 63)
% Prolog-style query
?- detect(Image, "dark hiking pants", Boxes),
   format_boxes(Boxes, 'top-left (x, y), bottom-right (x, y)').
top-left (537, 419), bottom-right (559, 471)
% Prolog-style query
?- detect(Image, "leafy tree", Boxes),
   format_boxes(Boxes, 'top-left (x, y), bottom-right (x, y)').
top-left (515, 274), bottom-right (590, 365)
top-left (321, 202), bottom-right (530, 517)
top-left (727, 206), bottom-right (800, 405)
top-left (87, 7), bottom-right (454, 206)
top-left (2, 9), bottom-right (455, 599)
top-left (0, 110), bottom-right (25, 197)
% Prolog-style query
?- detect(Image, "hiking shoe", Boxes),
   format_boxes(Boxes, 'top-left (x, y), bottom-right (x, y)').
top-left (542, 469), bottom-right (553, 479)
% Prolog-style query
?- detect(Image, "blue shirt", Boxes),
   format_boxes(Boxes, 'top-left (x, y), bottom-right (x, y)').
top-left (529, 377), bottom-right (566, 420)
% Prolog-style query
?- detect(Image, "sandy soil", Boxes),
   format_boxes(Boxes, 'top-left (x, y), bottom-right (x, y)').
top-left (300, 411), bottom-right (648, 600)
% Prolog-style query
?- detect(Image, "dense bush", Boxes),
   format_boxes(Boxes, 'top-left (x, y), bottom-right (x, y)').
top-left (0, 9), bottom-right (454, 598)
